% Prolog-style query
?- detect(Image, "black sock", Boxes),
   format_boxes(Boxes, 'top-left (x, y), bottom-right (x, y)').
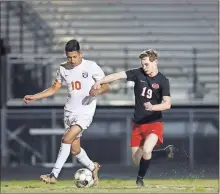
top-left (152, 149), bottom-right (167, 159)
top-left (137, 157), bottom-right (151, 179)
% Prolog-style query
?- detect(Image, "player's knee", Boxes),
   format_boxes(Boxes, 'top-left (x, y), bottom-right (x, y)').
top-left (132, 155), bottom-right (141, 165)
top-left (61, 136), bottom-right (72, 144)
top-left (71, 146), bottom-right (80, 156)
top-left (142, 149), bottom-right (152, 160)
top-left (132, 151), bottom-right (142, 165)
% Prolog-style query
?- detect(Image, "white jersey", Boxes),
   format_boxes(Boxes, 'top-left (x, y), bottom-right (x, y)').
top-left (55, 58), bottom-right (105, 116)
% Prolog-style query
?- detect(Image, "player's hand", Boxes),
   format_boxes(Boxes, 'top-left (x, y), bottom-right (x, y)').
top-left (144, 102), bottom-right (153, 111)
top-left (93, 82), bottom-right (102, 90)
top-left (89, 87), bottom-right (100, 97)
top-left (23, 95), bottom-right (36, 104)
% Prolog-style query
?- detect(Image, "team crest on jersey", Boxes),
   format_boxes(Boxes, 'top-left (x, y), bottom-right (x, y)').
top-left (152, 83), bottom-right (159, 89)
top-left (82, 71), bottom-right (88, 78)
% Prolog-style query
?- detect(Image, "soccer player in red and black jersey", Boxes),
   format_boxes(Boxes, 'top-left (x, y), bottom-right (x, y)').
top-left (92, 49), bottom-right (175, 187)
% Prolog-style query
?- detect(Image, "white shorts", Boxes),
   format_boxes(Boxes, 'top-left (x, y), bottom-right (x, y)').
top-left (64, 111), bottom-right (93, 138)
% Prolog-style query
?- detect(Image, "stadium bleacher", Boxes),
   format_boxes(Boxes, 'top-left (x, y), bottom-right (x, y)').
top-left (1, 0), bottom-right (218, 104)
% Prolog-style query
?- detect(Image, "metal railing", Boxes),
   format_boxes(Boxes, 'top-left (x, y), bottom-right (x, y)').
top-left (1, 107), bottom-right (218, 169)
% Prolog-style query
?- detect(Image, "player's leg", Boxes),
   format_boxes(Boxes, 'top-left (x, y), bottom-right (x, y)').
top-left (72, 137), bottom-right (95, 171)
top-left (40, 125), bottom-right (81, 183)
top-left (150, 122), bottom-right (175, 159)
top-left (71, 136), bottom-right (100, 184)
top-left (131, 146), bottom-right (143, 165)
top-left (132, 144), bottom-right (174, 164)
top-left (152, 145), bottom-right (175, 159)
top-left (136, 122), bottom-right (164, 186)
top-left (72, 116), bottom-right (100, 184)
top-left (130, 123), bottom-right (148, 186)
top-left (130, 122), bottom-right (143, 165)
top-left (136, 133), bottom-right (158, 187)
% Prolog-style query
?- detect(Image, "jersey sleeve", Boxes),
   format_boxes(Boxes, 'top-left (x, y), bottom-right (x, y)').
top-left (92, 63), bottom-right (105, 81)
top-left (125, 68), bottom-right (137, 82)
top-left (161, 78), bottom-right (171, 96)
top-left (53, 67), bottom-right (64, 87)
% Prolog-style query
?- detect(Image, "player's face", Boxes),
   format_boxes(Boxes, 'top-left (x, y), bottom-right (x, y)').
top-left (141, 56), bottom-right (157, 75)
top-left (66, 51), bottom-right (82, 67)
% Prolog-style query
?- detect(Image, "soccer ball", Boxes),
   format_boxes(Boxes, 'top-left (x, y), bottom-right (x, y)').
top-left (74, 168), bottom-right (94, 188)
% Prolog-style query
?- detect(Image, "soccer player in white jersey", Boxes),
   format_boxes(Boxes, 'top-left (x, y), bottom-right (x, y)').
top-left (23, 39), bottom-right (109, 184)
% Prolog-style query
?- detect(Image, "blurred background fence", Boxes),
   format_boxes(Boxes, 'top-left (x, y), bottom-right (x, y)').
top-left (0, 0), bottom-right (218, 180)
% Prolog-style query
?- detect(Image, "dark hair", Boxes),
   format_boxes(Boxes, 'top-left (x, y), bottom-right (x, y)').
top-left (65, 39), bottom-right (80, 52)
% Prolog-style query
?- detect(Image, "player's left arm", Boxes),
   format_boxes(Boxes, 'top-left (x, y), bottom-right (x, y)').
top-left (152, 78), bottom-right (171, 111)
top-left (89, 64), bottom-right (110, 97)
top-left (145, 78), bottom-right (171, 111)
top-left (151, 96), bottom-right (171, 111)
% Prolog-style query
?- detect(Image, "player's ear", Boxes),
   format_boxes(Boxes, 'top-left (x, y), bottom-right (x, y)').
top-left (79, 51), bottom-right (83, 58)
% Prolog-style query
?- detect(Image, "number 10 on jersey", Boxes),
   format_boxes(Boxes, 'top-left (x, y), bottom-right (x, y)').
top-left (71, 81), bottom-right (81, 90)
top-left (141, 87), bottom-right (152, 99)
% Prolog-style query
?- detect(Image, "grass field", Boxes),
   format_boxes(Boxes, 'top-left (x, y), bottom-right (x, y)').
top-left (1, 179), bottom-right (219, 193)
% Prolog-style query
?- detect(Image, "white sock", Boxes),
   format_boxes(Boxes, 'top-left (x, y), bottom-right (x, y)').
top-left (51, 143), bottom-right (71, 178)
top-left (75, 148), bottom-right (95, 171)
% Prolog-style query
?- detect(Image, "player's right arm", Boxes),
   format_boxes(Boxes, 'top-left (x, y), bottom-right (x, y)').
top-left (24, 67), bottom-right (64, 104)
top-left (23, 80), bottom-right (62, 104)
top-left (93, 71), bottom-right (127, 89)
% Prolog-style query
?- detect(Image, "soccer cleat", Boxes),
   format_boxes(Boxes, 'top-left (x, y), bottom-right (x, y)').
top-left (40, 173), bottom-right (57, 184)
top-left (136, 176), bottom-right (145, 187)
top-left (164, 145), bottom-right (175, 159)
top-left (92, 162), bottom-right (101, 185)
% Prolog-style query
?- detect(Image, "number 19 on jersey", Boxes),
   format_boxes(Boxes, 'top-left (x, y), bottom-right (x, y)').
top-left (141, 87), bottom-right (152, 99)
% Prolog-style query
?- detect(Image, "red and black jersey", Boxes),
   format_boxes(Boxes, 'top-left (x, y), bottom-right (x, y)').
top-left (126, 68), bottom-right (170, 124)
